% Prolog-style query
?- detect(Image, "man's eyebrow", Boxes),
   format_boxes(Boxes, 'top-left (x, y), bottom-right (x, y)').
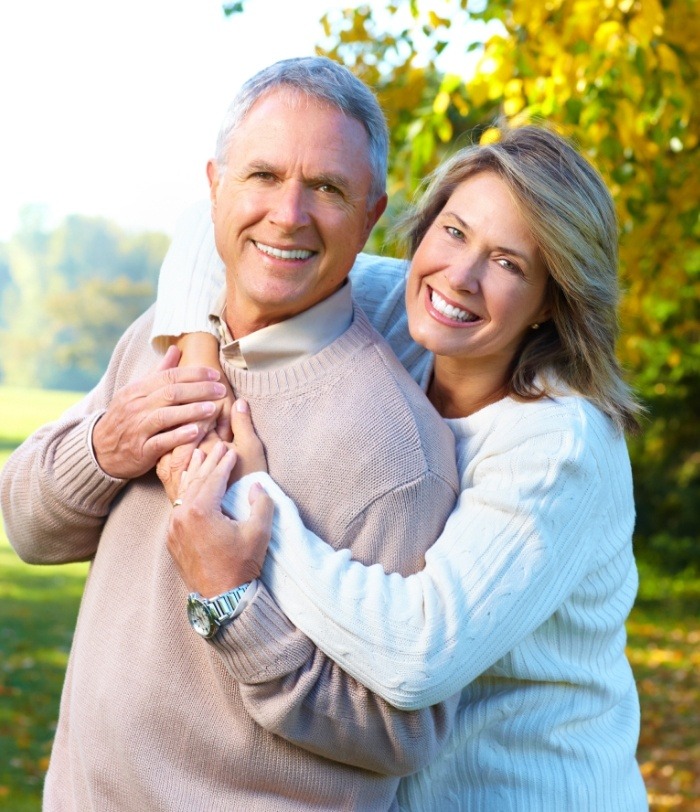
top-left (244, 160), bottom-right (351, 193)
top-left (244, 160), bottom-right (279, 175)
top-left (307, 172), bottom-right (352, 192)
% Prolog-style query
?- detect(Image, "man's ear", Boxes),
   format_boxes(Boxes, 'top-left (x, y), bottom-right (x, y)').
top-left (360, 193), bottom-right (388, 245)
top-left (206, 160), bottom-right (220, 215)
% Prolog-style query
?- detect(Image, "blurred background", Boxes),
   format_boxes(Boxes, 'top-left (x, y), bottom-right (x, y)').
top-left (0, 1), bottom-right (698, 809)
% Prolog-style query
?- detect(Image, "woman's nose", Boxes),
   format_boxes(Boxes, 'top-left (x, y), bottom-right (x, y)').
top-left (443, 255), bottom-right (483, 294)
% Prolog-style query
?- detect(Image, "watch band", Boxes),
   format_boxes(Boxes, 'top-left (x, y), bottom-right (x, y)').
top-left (187, 583), bottom-right (251, 638)
top-left (206, 583), bottom-right (251, 626)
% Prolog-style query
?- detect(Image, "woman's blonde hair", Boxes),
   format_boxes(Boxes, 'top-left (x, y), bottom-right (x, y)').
top-left (399, 125), bottom-right (642, 434)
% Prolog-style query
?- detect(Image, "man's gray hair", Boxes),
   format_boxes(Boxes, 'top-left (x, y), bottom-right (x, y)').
top-left (214, 56), bottom-right (388, 204)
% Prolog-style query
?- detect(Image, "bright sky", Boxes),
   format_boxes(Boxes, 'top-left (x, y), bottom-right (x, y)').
top-left (0, 0), bottom-right (356, 240)
top-left (0, 0), bottom-right (487, 242)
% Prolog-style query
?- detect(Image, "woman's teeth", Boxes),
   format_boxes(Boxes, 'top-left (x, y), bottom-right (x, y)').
top-left (431, 290), bottom-right (475, 323)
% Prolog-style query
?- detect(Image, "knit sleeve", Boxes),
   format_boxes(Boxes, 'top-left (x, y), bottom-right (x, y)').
top-left (149, 201), bottom-right (224, 353)
top-left (210, 582), bottom-right (460, 776)
top-left (349, 254), bottom-right (430, 383)
top-left (204, 454), bottom-right (460, 774)
top-left (223, 399), bottom-right (631, 711)
top-left (0, 313), bottom-right (159, 564)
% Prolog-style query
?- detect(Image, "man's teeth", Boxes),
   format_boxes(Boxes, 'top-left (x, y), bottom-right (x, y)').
top-left (431, 290), bottom-right (475, 322)
top-left (255, 242), bottom-right (313, 260)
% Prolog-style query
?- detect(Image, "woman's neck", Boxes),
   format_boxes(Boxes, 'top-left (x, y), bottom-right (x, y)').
top-left (428, 356), bottom-right (509, 419)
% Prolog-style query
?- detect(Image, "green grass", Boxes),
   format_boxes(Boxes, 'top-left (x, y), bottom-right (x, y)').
top-left (0, 385), bottom-right (698, 810)
top-left (0, 386), bottom-right (87, 810)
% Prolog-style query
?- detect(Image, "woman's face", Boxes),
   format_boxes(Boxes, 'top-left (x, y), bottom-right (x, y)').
top-left (406, 171), bottom-right (550, 372)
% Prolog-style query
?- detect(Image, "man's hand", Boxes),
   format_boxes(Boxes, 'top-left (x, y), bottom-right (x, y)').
top-left (92, 345), bottom-right (227, 480)
top-left (167, 442), bottom-right (274, 596)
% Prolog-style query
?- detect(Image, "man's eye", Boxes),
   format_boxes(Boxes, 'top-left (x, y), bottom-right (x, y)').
top-left (318, 184), bottom-right (341, 195)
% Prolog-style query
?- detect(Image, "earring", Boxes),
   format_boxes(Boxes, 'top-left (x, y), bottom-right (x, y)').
top-left (531, 323), bottom-right (540, 330)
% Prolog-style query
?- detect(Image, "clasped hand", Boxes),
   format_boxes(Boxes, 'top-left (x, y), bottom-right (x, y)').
top-left (92, 345), bottom-right (228, 480)
top-left (165, 442), bottom-right (273, 596)
top-left (155, 369), bottom-right (273, 598)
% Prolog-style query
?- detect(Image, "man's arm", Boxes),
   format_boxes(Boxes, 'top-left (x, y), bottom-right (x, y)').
top-left (218, 583), bottom-right (460, 776)
top-left (167, 432), bottom-right (459, 776)
top-left (0, 309), bottom-right (227, 565)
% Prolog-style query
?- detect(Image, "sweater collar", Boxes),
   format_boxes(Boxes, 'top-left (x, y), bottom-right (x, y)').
top-left (209, 282), bottom-right (353, 371)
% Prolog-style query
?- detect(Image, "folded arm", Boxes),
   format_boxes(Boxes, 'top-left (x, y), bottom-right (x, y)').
top-left (224, 399), bottom-right (624, 710)
top-left (166, 436), bottom-right (459, 776)
top-left (1, 310), bottom-right (228, 565)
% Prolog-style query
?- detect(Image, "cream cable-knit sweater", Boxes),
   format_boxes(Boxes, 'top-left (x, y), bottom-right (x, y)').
top-left (1, 305), bottom-right (460, 811)
top-left (151, 203), bottom-right (647, 810)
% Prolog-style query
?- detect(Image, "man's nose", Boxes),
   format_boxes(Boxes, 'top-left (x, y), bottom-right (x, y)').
top-left (268, 182), bottom-right (311, 231)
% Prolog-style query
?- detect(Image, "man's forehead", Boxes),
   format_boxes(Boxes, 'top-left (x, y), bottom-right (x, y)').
top-left (226, 88), bottom-right (372, 180)
top-left (243, 86), bottom-right (340, 122)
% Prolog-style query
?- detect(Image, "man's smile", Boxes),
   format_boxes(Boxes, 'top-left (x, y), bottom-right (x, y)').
top-left (253, 240), bottom-right (316, 261)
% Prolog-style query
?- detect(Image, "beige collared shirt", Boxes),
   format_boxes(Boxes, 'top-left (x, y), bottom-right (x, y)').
top-left (210, 282), bottom-right (354, 371)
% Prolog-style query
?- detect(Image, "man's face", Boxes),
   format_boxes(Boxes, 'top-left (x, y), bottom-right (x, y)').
top-left (208, 89), bottom-right (387, 338)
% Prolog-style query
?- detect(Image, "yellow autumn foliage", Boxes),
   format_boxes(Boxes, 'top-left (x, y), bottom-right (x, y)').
top-left (319, 0), bottom-right (699, 570)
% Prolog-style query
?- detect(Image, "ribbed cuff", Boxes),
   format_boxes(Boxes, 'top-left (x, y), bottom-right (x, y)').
top-left (211, 584), bottom-right (314, 683)
top-left (52, 413), bottom-right (128, 516)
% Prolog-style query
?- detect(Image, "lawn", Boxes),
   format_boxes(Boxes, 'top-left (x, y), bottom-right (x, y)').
top-left (0, 385), bottom-right (698, 810)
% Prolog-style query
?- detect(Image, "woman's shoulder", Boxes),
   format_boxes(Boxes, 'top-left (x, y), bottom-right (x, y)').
top-left (349, 252), bottom-right (409, 286)
top-left (456, 392), bottom-right (627, 467)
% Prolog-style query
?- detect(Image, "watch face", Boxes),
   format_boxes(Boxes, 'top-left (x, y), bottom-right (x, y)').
top-left (187, 597), bottom-right (215, 638)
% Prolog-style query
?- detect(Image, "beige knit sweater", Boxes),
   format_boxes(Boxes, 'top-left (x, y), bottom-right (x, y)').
top-left (1, 305), bottom-right (459, 811)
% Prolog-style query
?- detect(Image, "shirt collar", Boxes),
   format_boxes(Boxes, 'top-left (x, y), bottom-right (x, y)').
top-left (210, 282), bottom-right (354, 371)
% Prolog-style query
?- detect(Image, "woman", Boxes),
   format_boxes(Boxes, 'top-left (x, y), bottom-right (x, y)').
top-left (155, 126), bottom-right (648, 810)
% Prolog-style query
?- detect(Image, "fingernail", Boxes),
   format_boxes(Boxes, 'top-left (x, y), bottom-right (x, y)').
top-left (207, 369), bottom-right (221, 381)
top-left (212, 383), bottom-right (227, 397)
top-left (250, 482), bottom-right (266, 499)
top-left (201, 402), bottom-right (216, 415)
top-left (235, 399), bottom-right (249, 413)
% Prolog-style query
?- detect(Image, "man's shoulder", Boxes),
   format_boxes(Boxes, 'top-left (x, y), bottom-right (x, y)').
top-left (331, 310), bottom-right (458, 491)
top-left (99, 305), bottom-right (159, 390)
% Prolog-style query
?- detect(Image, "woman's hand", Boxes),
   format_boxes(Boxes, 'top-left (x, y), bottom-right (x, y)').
top-left (166, 442), bottom-right (274, 596)
top-left (157, 398), bottom-right (267, 502)
top-left (228, 398), bottom-right (268, 481)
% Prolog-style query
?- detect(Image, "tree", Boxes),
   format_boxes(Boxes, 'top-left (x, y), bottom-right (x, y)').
top-left (315, 0), bottom-right (699, 569)
top-left (0, 214), bottom-right (168, 391)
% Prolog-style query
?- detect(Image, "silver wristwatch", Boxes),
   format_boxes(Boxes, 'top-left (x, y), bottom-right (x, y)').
top-left (187, 583), bottom-right (250, 639)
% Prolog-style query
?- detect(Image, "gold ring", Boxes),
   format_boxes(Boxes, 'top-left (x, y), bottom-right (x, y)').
top-left (172, 498), bottom-right (184, 508)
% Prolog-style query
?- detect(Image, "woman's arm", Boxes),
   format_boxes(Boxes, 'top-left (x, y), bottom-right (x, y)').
top-left (150, 201), bottom-right (224, 352)
top-left (166, 432), bottom-right (460, 776)
top-left (223, 397), bottom-right (633, 710)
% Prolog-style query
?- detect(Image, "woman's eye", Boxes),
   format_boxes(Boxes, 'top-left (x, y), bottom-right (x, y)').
top-left (446, 226), bottom-right (464, 239)
top-left (498, 258), bottom-right (523, 275)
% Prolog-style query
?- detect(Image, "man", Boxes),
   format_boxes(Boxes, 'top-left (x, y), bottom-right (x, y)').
top-left (1, 58), bottom-right (459, 810)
